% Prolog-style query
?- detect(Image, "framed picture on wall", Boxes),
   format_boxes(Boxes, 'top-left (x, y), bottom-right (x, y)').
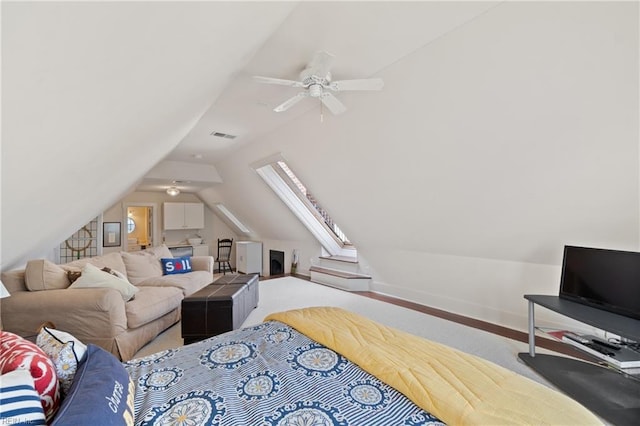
top-left (103, 222), bottom-right (121, 247)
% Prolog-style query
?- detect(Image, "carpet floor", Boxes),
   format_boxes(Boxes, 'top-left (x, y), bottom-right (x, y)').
top-left (132, 275), bottom-right (553, 386)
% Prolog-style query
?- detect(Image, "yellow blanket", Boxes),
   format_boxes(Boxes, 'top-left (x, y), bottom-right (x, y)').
top-left (266, 307), bottom-right (602, 425)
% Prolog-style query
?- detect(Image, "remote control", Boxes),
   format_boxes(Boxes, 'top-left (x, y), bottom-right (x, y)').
top-left (590, 337), bottom-right (621, 350)
top-left (564, 332), bottom-right (590, 345)
top-left (584, 343), bottom-right (616, 357)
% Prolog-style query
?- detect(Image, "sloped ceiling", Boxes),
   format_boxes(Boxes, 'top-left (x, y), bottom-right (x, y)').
top-left (1, 1), bottom-right (296, 269)
top-left (2, 1), bottom-right (638, 330)
top-left (1, 0), bottom-right (502, 268)
top-left (168, 1), bottom-right (502, 165)
top-left (196, 1), bottom-right (639, 327)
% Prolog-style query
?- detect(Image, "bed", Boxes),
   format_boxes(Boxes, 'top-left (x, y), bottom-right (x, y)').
top-left (36, 307), bottom-right (602, 425)
top-left (120, 307), bottom-right (601, 425)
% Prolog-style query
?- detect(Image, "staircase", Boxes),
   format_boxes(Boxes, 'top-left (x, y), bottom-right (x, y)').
top-left (309, 255), bottom-right (371, 291)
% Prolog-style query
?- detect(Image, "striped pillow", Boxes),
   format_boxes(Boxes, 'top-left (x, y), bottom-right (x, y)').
top-left (0, 331), bottom-right (60, 421)
top-left (0, 369), bottom-right (46, 425)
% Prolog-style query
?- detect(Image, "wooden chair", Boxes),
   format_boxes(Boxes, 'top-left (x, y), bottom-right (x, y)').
top-left (215, 238), bottom-right (233, 275)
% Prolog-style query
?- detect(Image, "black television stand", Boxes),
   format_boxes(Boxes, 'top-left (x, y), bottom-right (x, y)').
top-left (518, 295), bottom-right (640, 425)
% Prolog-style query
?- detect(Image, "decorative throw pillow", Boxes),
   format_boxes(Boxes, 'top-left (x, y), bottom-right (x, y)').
top-left (52, 344), bottom-right (135, 426)
top-left (143, 244), bottom-right (173, 260)
top-left (161, 256), bottom-right (193, 275)
top-left (66, 269), bottom-right (82, 284)
top-left (121, 251), bottom-right (163, 284)
top-left (69, 263), bottom-right (138, 301)
top-left (64, 252), bottom-right (128, 279)
top-left (0, 369), bottom-right (46, 425)
top-left (36, 326), bottom-right (87, 396)
top-left (0, 331), bottom-right (60, 422)
top-left (102, 266), bottom-right (127, 280)
top-left (24, 259), bottom-right (70, 291)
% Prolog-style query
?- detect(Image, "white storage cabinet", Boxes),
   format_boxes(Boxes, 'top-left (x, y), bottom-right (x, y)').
top-left (192, 245), bottom-right (209, 256)
top-left (236, 241), bottom-right (262, 275)
top-left (164, 202), bottom-right (204, 230)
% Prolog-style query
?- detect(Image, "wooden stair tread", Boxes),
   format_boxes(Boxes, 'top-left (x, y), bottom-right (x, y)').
top-left (318, 255), bottom-right (358, 264)
top-left (310, 266), bottom-right (370, 279)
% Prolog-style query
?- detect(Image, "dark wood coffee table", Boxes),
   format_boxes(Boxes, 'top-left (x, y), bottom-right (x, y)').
top-left (181, 273), bottom-right (259, 344)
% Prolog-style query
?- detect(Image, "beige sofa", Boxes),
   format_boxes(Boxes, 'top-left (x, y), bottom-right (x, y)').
top-left (0, 245), bottom-right (214, 361)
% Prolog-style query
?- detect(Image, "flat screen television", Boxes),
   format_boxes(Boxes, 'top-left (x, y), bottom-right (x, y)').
top-left (560, 245), bottom-right (640, 320)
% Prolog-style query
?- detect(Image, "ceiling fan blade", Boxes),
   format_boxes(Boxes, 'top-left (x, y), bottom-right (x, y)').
top-left (253, 76), bottom-right (304, 88)
top-left (274, 92), bottom-right (309, 112)
top-left (320, 92), bottom-right (347, 115)
top-left (329, 78), bottom-right (384, 91)
top-left (306, 51), bottom-right (335, 77)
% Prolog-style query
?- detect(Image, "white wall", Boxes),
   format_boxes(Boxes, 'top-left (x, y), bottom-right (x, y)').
top-left (202, 1), bottom-right (639, 332)
top-left (199, 179), bottom-right (323, 276)
top-left (259, 239), bottom-right (322, 277)
top-left (0, 1), bottom-right (295, 270)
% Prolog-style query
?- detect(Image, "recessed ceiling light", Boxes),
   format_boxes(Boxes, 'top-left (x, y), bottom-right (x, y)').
top-left (166, 186), bottom-right (180, 196)
top-left (192, 153), bottom-right (203, 159)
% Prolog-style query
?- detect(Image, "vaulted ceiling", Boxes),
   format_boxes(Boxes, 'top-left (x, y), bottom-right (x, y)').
top-left (3, 1), bottom-right (638, 331)
top-left (1, 1), bottom-right (501, 267)
top-left (141, 1), bottom-right (502, 191)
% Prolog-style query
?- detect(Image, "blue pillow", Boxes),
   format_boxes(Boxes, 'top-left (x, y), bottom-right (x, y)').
top-left (51, 345), bottom-right (134, 426)
top-left (161, 256), bottom-right (193, 275)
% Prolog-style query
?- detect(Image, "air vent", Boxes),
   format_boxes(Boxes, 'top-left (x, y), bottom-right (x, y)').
top-left (211, 131), bottom-right (237, 139)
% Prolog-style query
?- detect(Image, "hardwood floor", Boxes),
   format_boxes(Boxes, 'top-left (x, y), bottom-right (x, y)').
top-left (289, 273), bottom-right (592, 361)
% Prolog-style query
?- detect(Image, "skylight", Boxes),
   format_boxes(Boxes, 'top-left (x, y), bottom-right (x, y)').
top-left (254, 156), bottom-right (354, 257)
top-left (275, 161), bottom-right (350, 245)
top-left (215, 204), bottom-right (251, 234)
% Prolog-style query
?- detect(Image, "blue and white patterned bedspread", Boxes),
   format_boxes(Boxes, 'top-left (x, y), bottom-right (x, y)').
top-left (124, 321), bottom-right (445, 426)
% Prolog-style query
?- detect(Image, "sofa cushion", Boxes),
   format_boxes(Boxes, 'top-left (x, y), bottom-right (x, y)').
top-left (137, 270), bottom-right (213, 296)
top-left (0, 269), bottom-right (27, 293)
top-left (64, 252), bottom-right (128, 279)
top-left (142, 244), bottom-right (173, 259)
top-left (121, 251), bottom-right (163, 285)
top-left (69, 263), bottom-right (139, 302)
top-left (24, 259), bottom-right (70, 291)
top-left (125, 286), bottom-right (183, 329)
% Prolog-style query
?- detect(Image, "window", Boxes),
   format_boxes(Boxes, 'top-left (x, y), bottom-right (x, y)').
top-left (275, 161), bottom-right (350, 245)
top-left (254, 156), bottom-right (355, 257)
top-left (215, 204), bottom-right (251, 234)
top-left (127, 217), bottom-right (136, 233)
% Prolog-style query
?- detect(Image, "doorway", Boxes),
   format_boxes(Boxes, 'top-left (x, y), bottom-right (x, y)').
top-left (124, 204), bottom-right (157, 252)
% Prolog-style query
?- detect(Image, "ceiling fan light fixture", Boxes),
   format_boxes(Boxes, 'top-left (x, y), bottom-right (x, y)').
top-left (309, 84), bottom-right (322, 98)
top-left (253, 51), bottom-right (383, 116)
top-left (166, 186), bottom-right (180, 196)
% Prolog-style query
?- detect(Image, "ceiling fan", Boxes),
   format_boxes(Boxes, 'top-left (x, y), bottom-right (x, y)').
top-left (253, 51), bottom-right (384, 115)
